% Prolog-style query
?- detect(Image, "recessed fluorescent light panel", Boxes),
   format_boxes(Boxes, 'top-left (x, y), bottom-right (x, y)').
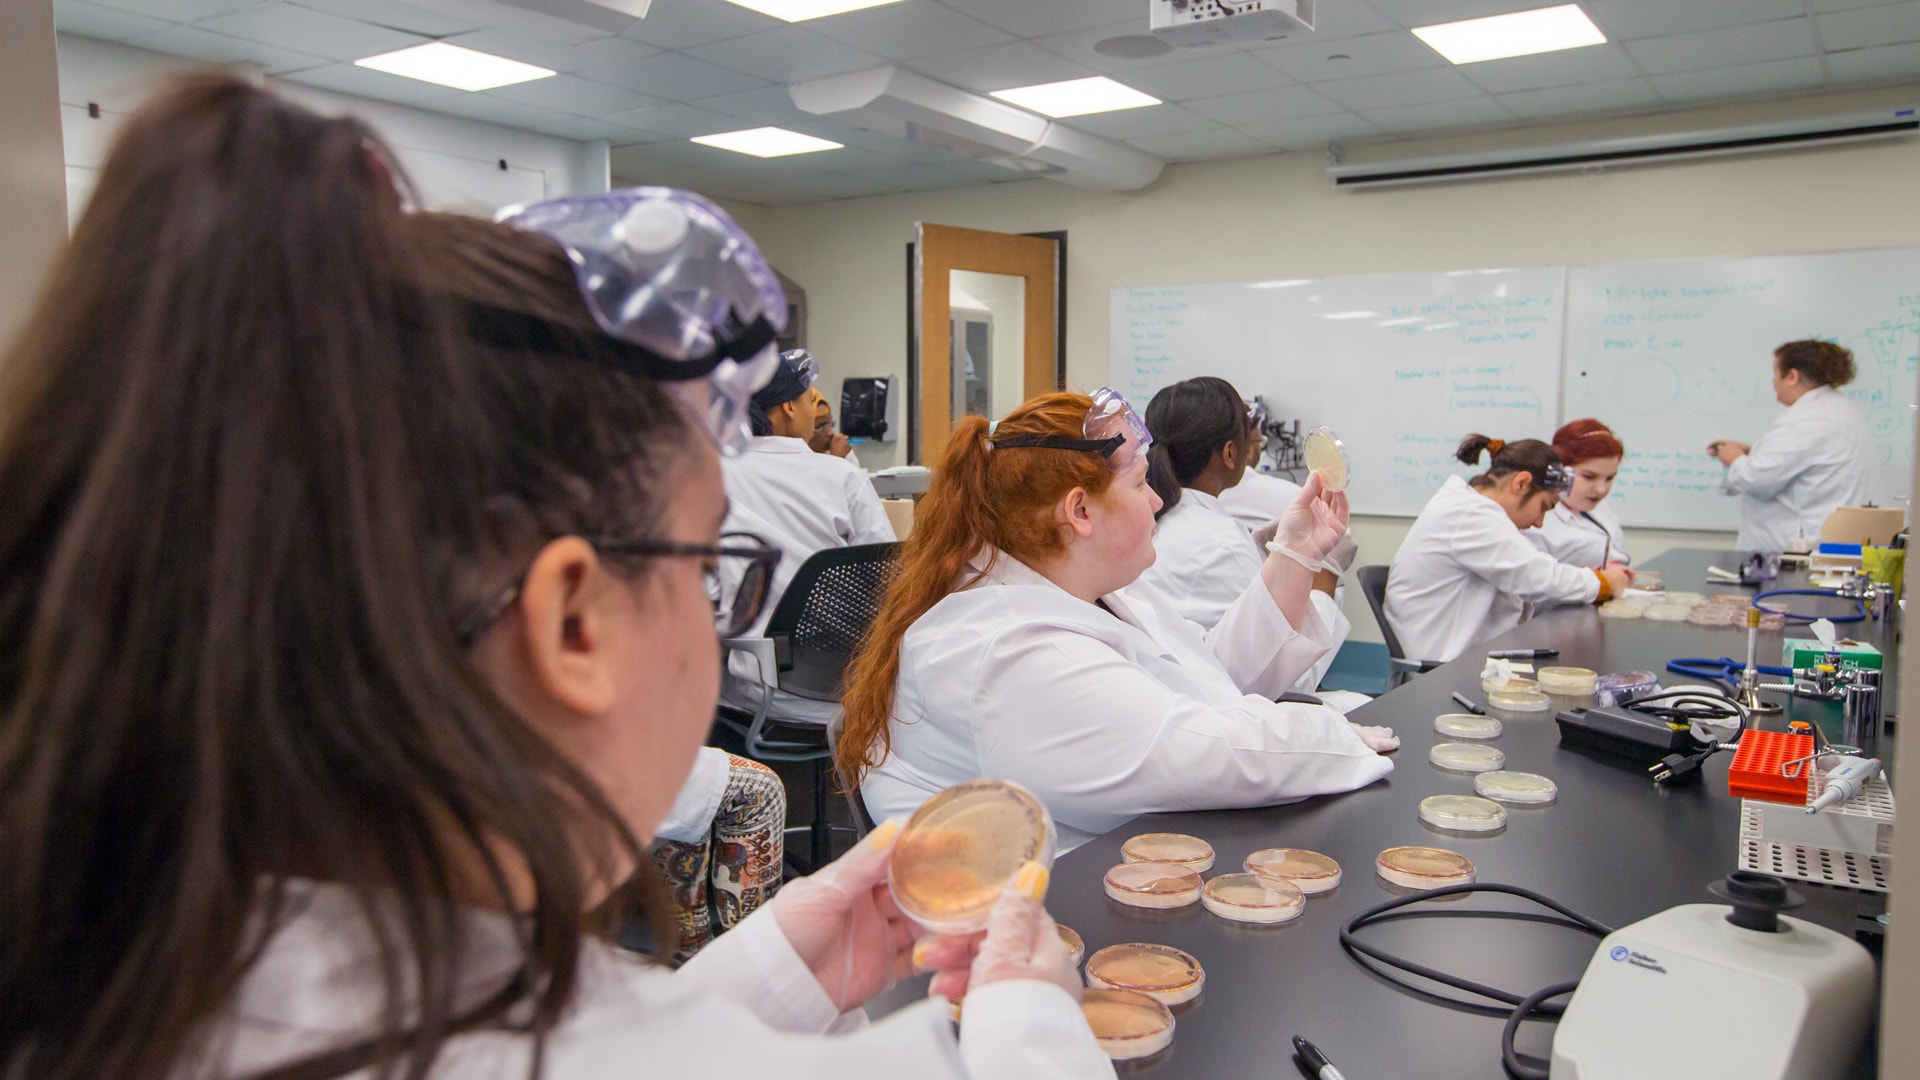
top-left (723, 0), bottom-right (909, 20)
top-left (1413, 4), bottom-right (1606, 65)
top-left (691, 127), bottom-right (845, 157)
top-left (990, 76), bottom-right (1161, 118)
top-left (354, 43), bottom-right (555, 92)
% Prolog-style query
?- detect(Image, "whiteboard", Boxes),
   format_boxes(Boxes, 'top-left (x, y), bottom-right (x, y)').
top-left (1109, 268), bottom-right (1567, 515)
top-left (1566, 249), bottom-right (1920, 530)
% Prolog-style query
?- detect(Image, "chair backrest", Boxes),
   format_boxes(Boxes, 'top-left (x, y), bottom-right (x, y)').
top-left (1356, 564), bottom-right (1408, 661)
top-left (765, 541), bottom-right (902, 702)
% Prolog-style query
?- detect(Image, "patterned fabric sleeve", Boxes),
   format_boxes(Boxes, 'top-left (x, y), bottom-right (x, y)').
top-left (650, 755), bottom-right (786, 965)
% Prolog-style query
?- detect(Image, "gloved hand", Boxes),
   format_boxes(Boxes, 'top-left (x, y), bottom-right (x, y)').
top-left (1265, 471), bottom-right (1351, 573)
top-left (1351, 723), bottom-right (1400, 752)
top-left (919, 860), bottom-right (1081, 1004)
top-left (1323, 529), bottom-right (1359, 575)
top-left (769, 817), bottom-right (920, 1012)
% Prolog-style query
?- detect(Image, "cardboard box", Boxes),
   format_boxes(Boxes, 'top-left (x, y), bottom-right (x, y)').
top-left (1782, 638), bottom-right (1882, 672)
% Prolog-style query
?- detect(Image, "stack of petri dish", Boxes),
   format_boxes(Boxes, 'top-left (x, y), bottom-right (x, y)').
top-left (1643, 601), bottom-right (1696, 622)
top-left (1085, 943), bottom-right (1206, 1005)
top-left (1081, 989), bottom-right (1175, 1061)
top-left (1121, 832), bottom-right (1215, 873)
top-left (1536, 666), bottom-right (1599, 697)
top-left (1430, 742), bottom-right (1507, 773)
top-left (1243, 848), bottom-right (1343, 894)
top-left (1201, 873), bottom-right (1306, 924)
top-left (889, 779), bottom-right (1055, 933)
top-left (1435, 712), bottom-right (1503, 739)
top-left (1104, 861), bottom-right (1203, 909)
top-left (1599, 598), bottom-right (1649, 619)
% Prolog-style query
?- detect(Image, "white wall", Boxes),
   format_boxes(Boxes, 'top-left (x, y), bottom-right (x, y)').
top-left (56, 33), bottom-right (606, 226)
top-left (743, 83), bottom-right (1920, 641)
top-left (1, 2), bottom-right (67, 352)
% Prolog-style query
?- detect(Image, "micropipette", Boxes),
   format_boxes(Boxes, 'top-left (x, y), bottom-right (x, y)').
top-left (1807, 757), bottom-right (1882, 814)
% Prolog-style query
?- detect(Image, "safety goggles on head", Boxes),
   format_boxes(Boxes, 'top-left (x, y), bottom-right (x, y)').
top-left (1539, 461), bottom-right (1575, 496)
top-left (781, 348), bottom-right (819, 388)
top-left (989, 386), bottom-right (1153, 472)
top-left (499, 187), bottom-right (787, 454)
top-left (1245, 396), bottom-right (1270, 432)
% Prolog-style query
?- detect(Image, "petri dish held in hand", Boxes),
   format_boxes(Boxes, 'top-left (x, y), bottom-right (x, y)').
top-left (1302, 426), bottom-right (1351, 492)
top-left (888, 779), bottom-right (1055, 934)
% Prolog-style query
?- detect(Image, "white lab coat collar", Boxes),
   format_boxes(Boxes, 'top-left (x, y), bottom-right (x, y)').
top-left (745, 435), bottom-right (815, 454)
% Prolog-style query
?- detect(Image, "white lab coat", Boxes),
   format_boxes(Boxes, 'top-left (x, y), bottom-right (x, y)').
top-left (1216, 468), bottom-right (1303, 531)
top-left (1140, 487), bottom-right (1352, 697)
top-left (1722, 385), bottom-right (1874, 553)
top-left (1525, 501), bottom-right (1630, 569)
top-left (721, 437), bottom-right (897, 725)
top-left (862, 549), bottom-right (1394, 853)
top-left (1386, 476), bottom-right (1600, 664)
top-left (193, 879), bottom-right (1111, 1080)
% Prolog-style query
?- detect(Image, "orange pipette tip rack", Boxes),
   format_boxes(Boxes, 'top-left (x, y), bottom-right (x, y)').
top-left (1727, 728), bottom-right (1814, 805)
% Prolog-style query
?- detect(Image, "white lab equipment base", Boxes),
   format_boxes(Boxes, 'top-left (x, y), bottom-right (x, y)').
top-left (1551, 906), bottom-right (1875, 1079)
top-left (1737, 776), bottom-right (1894, 892)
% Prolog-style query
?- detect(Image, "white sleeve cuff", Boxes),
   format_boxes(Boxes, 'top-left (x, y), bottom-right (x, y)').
top-left (672, 904), bottom-right (842, 1034)
top-left (651, 747), bottom-right (730, 844)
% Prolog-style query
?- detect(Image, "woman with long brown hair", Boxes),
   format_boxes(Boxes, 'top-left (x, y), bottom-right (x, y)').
top-left (0, 75), bottom-right (1105, 1080)
top-left (838, 390), bottom-right (1395, 854)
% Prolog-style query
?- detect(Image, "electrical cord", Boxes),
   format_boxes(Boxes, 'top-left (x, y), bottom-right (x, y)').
top-left (1623, 687), bottom-right (1751, 782)
top-left (1751, 588), bottom-right (1867, 624)
top-left (1339, 883), bottom-right (1615, 1080)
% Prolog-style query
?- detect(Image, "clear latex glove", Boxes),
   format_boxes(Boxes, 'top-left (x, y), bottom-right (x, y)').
top-left (1265, 471), bottom-right (1351, 573)
top-left (1351, 723), bottom-right (1400, 752)
top-left (922, 861), bottom-right (1080, 1004)
top-left (1323, 530), bottom-right (1359, 575)
top-left (769, 816), bottom-right (920, 1013)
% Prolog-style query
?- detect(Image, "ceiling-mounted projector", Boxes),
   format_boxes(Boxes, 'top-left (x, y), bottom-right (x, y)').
top-left (1149, 0), bottom-right (1314, 48)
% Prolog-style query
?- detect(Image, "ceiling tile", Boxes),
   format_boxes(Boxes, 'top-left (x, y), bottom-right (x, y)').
top-left (1031, 21), bottom-right (1217, 75)
top-left (1359, 95), bottom-right (1516, 133)
top-left (808, 2), bottom-right (1013, 60)
top-left (1826, 39), bottom-right (1920, 83)
top-left (1649, 56), bottom-right (1828, 104)
top-left (280, 61), bottom-right (471, 112)
top-left (1623, 17), bottom-right (1818, 75)
top-left (1186, 84), bottom-right (1345, 126)
top-left (1366, 0), bottom-right (1560, 30)
top-left (539, 115), bottom-right (657, 142)
top-left (1296, 0), bottom-right (1399, 41)
top-left (485, 73), bottom-right (660, 116)
top-left (686, 25), bottom-right (886, 82)
top-left (562, 33), bottom-right (663, 77)
top-left (941, 0), bottom-right (1137, 39)
top-left (612, 138), bottom-right (729, 172)
top-left (289, 0), bottom-right (486, 37)
top-left (787, 118), bottom-right (979, 162)
top-left (442, 28), bottom-right (583, 71)
top-left (1818, 3), bottom-right (1920, 50)
top-left (195, 3), bottom-right (430, 61)
top-left (1497, 77), bottom-right (1663, 120)
top-left (1314, 66), bottom-right (1486, 110)
top-left (1253, 30), bottom-right (1446, 82)
top-left (1458, 43), bottom-right (1643, 94)
top-left (134, 24), bottom-right (332, 74)
top-left (447, 0), bottom-right (618, 45)
top-left (695, 85), bottom-right (816, 126)
top-left (1058, 102), bottom-right (1219, 139)
top-left (429, 92), bottom-right (581, 132)
top-left (86, 0), bottom-right (259, 21)
top-left (581, 51), bottom-right (770, 99)
top-left (906, 40), bottom-right (1093, 93)
top-left (1124, 125), bottom-right (1269, 161)
top-left (603, 101), bottom-right (744, 137)
top-left (1584, 0), bottom-right (1806, 41)
top-left (54, 1), bottom-right (173, 41)
top-left (1115, 52), bottom-right (1297, 101)
top-left (1237, 111), bottom-right (1387, 148)
top-left (617, 0), bottom-right (779, 49)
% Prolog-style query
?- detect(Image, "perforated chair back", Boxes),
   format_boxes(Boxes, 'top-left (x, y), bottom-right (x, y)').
top-left (1357, 564), bottom-right (1406, 660)
top-left (766, 541), bottom-right (901, 702)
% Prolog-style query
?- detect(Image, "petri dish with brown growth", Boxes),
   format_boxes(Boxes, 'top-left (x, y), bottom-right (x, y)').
top-left (889, 779), bottom-right (1055, 934)
top-left (1121, 832), bottom-right (1215, 872)
top-left (1376, 845), bottom-right (1476, 890)
top-left (1081, 988), bottom-right (1175, 1060)
top-left (1244, 848), bottom-right (1342, 894)
top-left (1203, 873), bottom-right (1306, 924)
top-left (1085, 942), bottom-right (1206, 1005)
top-left (1104, 861), bottom-right (1203, 908)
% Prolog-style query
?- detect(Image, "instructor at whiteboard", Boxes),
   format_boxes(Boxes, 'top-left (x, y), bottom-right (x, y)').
top-left (1708, 340), bottom-right (1872, 554)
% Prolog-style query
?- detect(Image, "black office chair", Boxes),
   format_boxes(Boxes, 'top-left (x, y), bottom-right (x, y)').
top-left (1356, 564), bottom-right (1441, 690)
top-left (719, 541), bottom-right (900, 871)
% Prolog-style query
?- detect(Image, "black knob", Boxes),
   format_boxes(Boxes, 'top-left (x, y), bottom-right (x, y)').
top-left (1706, 871), bottom-right (1804, 933)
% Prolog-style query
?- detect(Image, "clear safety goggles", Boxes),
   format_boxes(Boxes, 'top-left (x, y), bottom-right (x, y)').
top-left (1245, 396), bottom-right (1270, 432)
top-left (1540, 461), bottom-right (1575, 496)
top-left (499, 187), bottom-right (787, 454)
top-left (990, 386), bottom-right (1152, 472)
top-left (782, 348), bottom-right (820, 389)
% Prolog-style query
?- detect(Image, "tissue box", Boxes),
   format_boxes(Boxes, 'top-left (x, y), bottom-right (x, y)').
top-left (1782, 638), bottom-right (1882, 672)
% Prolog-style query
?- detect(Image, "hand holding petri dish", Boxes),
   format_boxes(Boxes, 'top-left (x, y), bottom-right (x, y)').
top-left (888, 779), bottom-right (1055, 933)
top-left (1302, 426), bottom-right (1351, 493)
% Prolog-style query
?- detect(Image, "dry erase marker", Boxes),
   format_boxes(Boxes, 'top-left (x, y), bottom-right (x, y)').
top-left (1451, 691), bottom-right (1485, 715)
top-left (1487, 649), bottom-right (1558, 660)
top-left (1293, 1036), bottom-right (1349, 1080)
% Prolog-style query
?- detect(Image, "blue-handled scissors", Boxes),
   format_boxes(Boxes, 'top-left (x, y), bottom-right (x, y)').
top-left (1666, 657), bottom-right (1793, 692)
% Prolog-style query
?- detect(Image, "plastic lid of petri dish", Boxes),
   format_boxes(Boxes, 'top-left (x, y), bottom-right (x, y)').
top-left (1435, 712), bottom-right (1503, 739)
top-left (1665, 592), bottom-right (1706, 606)
top-left (1419, 794), bottom-right (1509, 832)
top-left (1202, 873), bottom-right (1306, 924)
top-left (1482, 674), bottom-right (1537, 693)
top-left (1104, 861), bottom-right (1203, 909)
top-left (1486, 685), bottom-right (1552, 712)
top-left (1376, 845), bottom-right (1476, 889)
top-left (1058, 923), bottom-right (1085, 968)
top-left (1121, 832), bottom-right (1216, 872)
top-left (1537, 666), bottom-right (1599, 695)
top-left (1086, 943), bottom-right (1206, 1005)
top-left (889, 778), bottom-right (1055, 933)
top-left (1644, 604), bottom-right (1695, 622)
top-left (1475, 770), bottom-right (1559, 805)
top-left (1243, 848), bottom-right (1342, 894)
top-left (1302, 426), bottom-right (1351, 492)
top-left (1430, 742), bottom-right (1507, 773)
top-left (1081, 989), bottom-right (1175, 1061)
top-left (1599, 600), bottom-right (1645, 619)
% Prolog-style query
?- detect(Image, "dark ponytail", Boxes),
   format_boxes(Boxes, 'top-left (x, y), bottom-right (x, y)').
top-left (1456, 434), bottom-right (1563, 495)
top-left (1143, 376), bottom-right (1250, 518)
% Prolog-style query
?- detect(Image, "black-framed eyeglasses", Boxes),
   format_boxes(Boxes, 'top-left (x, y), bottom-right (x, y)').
top-left (457, 531), bottom-right (782, 645)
